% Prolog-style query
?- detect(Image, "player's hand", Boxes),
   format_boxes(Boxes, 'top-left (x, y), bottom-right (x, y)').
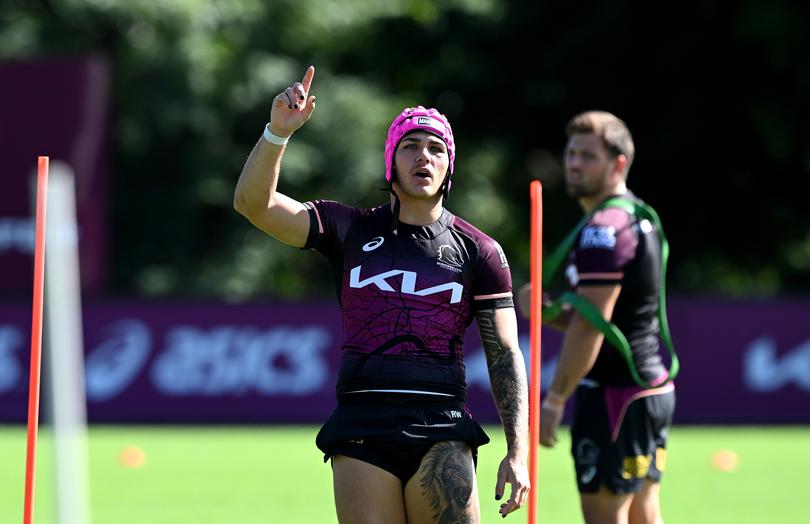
top-left (539, 397), bottom-right (565, 448)
top-left (516, 284), bottom-right (531, 319)
top-left (268, 65), bottom-right (317, 138)
top-left (495, 456), bottom-right (530, 518)
top-left (516, 284), bottom-right (554, 320)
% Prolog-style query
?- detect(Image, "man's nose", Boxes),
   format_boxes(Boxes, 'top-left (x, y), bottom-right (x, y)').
top-left (416, 147), bottom-right (430, 163)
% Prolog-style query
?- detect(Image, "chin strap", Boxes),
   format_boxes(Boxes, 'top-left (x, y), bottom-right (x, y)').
top-left (379, 179), bottom-right (401, 234)
top-left (390, 192), bottom-right (401, 234)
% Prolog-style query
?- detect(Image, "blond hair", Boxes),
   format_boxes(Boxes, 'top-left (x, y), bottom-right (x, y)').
top-left (566, 111), bottom-right (635, 177)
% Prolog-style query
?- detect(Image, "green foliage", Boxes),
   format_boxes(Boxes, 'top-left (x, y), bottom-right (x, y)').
top-left (2, 0), bottom-right (808, 298)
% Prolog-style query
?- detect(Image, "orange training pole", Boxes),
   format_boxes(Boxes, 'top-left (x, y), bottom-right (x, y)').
top-left (527, 180), bottom-right (543, 524)
top-left (24, 156), bottom-right (49, 524)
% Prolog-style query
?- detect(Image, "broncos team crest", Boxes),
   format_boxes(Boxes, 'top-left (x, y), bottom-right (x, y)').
top-left (436, 244), bottom-right (464, 272)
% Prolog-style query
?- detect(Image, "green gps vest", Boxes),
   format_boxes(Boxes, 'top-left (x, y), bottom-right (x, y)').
top-left (542, 196), bottom-right (680, 388)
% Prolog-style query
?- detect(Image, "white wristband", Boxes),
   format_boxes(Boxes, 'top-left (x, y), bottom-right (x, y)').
top-left (263, 124), bottom-right (290, 146)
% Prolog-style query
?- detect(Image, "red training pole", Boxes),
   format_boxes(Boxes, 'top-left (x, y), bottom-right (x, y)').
top-left (527, 180), bottom-right (543, 524)
top-left (23, 156), bottom-right (49, 524)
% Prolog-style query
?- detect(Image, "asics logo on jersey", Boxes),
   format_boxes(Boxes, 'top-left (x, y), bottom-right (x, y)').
top-left (349, 265), bottom-right (463, 304)
top-left (362, 236), bottom-right (385, 252)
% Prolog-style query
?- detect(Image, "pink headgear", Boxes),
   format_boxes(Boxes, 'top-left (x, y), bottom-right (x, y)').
top-left (384, 106), bottom-right (456, 193)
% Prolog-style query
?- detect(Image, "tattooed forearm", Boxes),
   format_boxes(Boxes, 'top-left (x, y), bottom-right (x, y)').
top-left (419, 441), bottom-right (476, 523)
top-left (477, 310), bottom-right (528, 454)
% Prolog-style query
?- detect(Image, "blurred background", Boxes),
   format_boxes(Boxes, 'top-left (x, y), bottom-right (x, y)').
top-left (1, 0), bottom-right (809, 522)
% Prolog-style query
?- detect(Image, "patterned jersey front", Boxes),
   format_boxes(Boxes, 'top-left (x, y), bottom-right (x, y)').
top-left (304, 201), bottom-right (514, 399)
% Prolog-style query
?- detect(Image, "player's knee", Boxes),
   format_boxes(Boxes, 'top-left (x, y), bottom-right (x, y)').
top-left (628, 486), bottom-right (662, 524)
top-left (629, 504), bottom-right (663, 524)
top-left (581, 502), bottom-right (623, 524)
top-left (580, 485), bottom-right (634, 524)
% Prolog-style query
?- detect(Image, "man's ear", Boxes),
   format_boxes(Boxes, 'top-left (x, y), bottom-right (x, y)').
top-left (613, 154), bottom-right (628, 178)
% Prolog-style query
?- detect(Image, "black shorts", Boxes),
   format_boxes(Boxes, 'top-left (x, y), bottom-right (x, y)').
top-left (316, 393), bottom-right (490, 484)
top-left (570, 383), bottom-right (675, 494)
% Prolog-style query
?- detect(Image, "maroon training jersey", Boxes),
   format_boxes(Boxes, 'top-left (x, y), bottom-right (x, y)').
top-left (566, 193), bottom-right (666, 387)
top-left (304, 201), bottom-right (514, 399)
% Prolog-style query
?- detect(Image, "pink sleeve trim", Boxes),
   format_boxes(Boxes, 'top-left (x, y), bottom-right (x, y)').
top-left (307, 202), bottom-right (324, 234)
top-left (579, 271), bottom-right (624, 280)
top-left (474, 292), bottom-right (513, 300)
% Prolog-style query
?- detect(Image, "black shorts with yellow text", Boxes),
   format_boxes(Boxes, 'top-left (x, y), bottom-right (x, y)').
top-left (570, 383), bottom-right (675, 494)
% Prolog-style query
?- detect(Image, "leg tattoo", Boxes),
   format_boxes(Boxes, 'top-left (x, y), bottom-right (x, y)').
top-left (419, 441), bottom-right (477, 524)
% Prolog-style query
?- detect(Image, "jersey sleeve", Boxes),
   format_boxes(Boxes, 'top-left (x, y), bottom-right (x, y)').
top-left (574, 207), bottom-right (638, 286)
top-left (302, 200), bottom-right (359, 257)
top-left (472, 239), bottom-right (514, 311)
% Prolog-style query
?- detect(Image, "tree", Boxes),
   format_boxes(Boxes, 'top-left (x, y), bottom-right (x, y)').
top-left (2, 0), bottom-right (808, 299)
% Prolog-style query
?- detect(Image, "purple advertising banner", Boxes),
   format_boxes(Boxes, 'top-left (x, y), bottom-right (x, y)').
top-left (0, 299), bottom-right (808, 424)
top-left (0, 57), bottom-right (109, 295)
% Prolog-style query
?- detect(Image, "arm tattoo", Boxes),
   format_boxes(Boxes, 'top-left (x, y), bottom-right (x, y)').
top-left (419, 441), bottom-right (476, 524)
top-left (477, 310), bottom-right (528, 452)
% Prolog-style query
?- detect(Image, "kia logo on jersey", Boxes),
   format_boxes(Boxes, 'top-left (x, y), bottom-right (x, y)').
top-left (349, 265), bottom-right (463, 304)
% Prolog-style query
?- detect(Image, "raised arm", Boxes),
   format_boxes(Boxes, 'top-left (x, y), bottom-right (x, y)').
top-left (475, 307), bottom-right (530, 518)
top-left (233, 66), bottom-right (317, 247)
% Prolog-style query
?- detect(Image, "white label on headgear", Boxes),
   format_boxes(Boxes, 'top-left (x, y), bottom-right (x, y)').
top-left (417, 116), bottom-right (439, 128)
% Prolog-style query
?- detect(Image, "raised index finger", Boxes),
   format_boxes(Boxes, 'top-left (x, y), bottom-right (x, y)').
top-left (301, 65), bottom-right (315, 94)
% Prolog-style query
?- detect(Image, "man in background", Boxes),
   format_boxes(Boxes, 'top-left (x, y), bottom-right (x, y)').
top-left (520, 111), bottom-right (675, 524)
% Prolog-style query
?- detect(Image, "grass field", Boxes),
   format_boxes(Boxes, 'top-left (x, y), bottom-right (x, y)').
top-left (1, 425), bottom-right (807, 523)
